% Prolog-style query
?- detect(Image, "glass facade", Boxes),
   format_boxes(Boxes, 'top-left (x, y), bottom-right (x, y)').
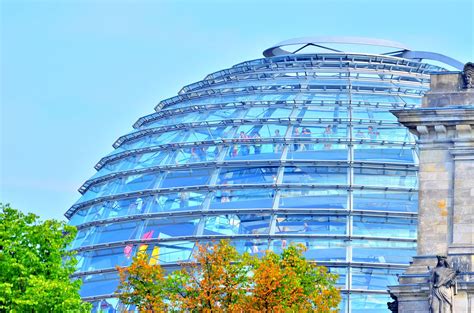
top-left (67, 47), bottom-right (448, 312)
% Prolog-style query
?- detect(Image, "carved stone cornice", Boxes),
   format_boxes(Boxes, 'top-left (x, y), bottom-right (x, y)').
top-left (449, 147), bottom-right (474, 160)
top-left (391, 107), bottom-right (474, 142)
top-left (392, 107), bottom-right (474, 128)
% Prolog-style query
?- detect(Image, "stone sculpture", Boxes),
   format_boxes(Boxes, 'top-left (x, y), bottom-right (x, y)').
top-left (463, 62), bottom-right (474, 89)
top-left (429, 255), bottom-right (458, 313)
top-left (387, 291), bottom-right (398, 313)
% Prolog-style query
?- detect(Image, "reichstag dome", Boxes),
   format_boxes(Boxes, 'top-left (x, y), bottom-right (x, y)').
top-left (66, 37), bottom-right (463, 312)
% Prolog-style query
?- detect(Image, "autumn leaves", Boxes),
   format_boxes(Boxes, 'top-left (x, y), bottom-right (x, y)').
top-left (116, 240), bottom-right (341, 312)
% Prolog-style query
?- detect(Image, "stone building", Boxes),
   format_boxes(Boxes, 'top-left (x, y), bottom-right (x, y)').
top-left (389, 64), bottom-right (474, 312)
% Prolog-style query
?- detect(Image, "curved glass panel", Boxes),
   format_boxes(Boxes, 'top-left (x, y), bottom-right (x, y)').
top-left (275, 214), bottom-right (347, 235)
top-left (210, 189), bottom-right (274, 210)
top-left (279, 189), bottom-right (348, 210)
top-left (352, 216), bottom-right (417, 239)
top-left (80, 273), bottom-right (119, 298)
top-left (350, 293), bottom-right (392, 313)
top-left (218, 167), bottom-right (278, 185)
top-left (66, 51), bottom-right (446, 311)
top-left (282, 166), bottom-right (348, 185)
top-left (203, 214), bottom-right (271, 236)
top-left (353, 190), bottom-right (417, 213)
top-left (351, 240), bottom-right (416, 264)
top-left (351, 267), bottom-right (404, 290)
top-left (148, 192), bottom-right (206, 213)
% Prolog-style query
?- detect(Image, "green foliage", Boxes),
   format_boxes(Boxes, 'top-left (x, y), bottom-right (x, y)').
top-left (0, 203), bottom-right (91, 312)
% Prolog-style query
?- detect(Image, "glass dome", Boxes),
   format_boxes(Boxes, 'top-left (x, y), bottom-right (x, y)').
top-left (66, 39), bottom-right (456, 312)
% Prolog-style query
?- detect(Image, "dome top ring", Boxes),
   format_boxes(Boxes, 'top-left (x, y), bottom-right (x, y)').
top-left (263, 36), bottom-right (411, 57)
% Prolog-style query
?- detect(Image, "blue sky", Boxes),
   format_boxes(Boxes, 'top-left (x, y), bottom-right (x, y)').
top-left (1, 0), bottom-right (473, 221)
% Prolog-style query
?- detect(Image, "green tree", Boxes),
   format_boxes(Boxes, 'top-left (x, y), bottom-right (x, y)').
top-left (0, 203), bottom-right (91, 312)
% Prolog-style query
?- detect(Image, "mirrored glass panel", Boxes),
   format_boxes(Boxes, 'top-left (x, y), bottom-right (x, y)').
top-left (69, 205), bottom-right (94, 226)
top-left (80, 273), bottom-right (119, 298)
top-left (353, 145), bottom-right (415, 163)
top-left (120, 173), bottom-right (162, 193)
top-left (160, 168), bottom-right (213, 188)
top-left (298, 107), bottom-right (346, 120)
top-left (279, 189), bottom-right (348, 210)
top-left (76, 247), bottom-right (133, 272)
top-left (282, 166), bottom-right (347, 185)
top-left (350, 293), bottom-right (392, 313)
top-left (353, 190), bottom-right (417, 213)
top-left (353, 167), bottom-right (417, 188)
top-left (210, 188), bottom-right (274, 210)
top-left (290, 124), bottom-right (348, 140)
top-left (203, 214), bottom-right (271, 236)
top-left (142, 217), bottom-right (200, 238)
top-left (130, 240), bottom-right (196, 264)
top-left (224, 239), bottom-right (270, 256)
top-left (72, 227), bottom-right (98, 249)
top-left (148, 191), bottom-right (206, 213)
top-left (135, 150), bottom-right (173, 168)
top-left (270, 239), bottom-right (346, 262)
top-left (243, 107), bottom-right (292, 119)
top-left (353, 216), bottom-right (416, 239)
top-left (225, 143), bottom-right (282, 160)
top-left (90, 298), bottom-right (120, 312)
top-left (351, 267), bottom-right (403, 290)
top-left (218, 167), bottom-right (278, 185)
top-left (351, 240), bottom-right (416, 264)
top-left (275, 214), bottom-right (347, 235)
top-left (287, 143), bottom-right (348, 161)
top-left (170, 146), bottom-right (221, 164)
top-left (94, 220), bottom-right (142, 245)
top-left (235, 124), bottom-right (288, 139)
top-left (73, 198), bottom-right (150, 224)
top-left (328, 267), bottom-right (347, 289)
top-left (353, 125), bottom-right (411, 143)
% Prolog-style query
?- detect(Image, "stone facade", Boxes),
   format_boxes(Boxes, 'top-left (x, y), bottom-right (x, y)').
top-left (389, 70), bottom-right (474, 312)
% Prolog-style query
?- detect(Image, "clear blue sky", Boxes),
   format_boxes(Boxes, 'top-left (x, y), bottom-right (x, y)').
top-left (1, 0), bottom-right (473, 221)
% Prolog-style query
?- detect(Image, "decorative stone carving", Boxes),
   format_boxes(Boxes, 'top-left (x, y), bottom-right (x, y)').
top-left (463, 62), bottom-right (474, 89)
top-left (429, 255), bottom-right (458, 313)
top-left (387, 291), bottom-right (398, 313)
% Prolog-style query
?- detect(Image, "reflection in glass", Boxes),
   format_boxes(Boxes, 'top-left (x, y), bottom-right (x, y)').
top-left (271, 239), bottom-right (346, 262)
top-left (218, 167), bottom-right (278, 185)
top-left (148, 192), bottom-right (205, 213)
top-left (351, 240), bottom-right (416, 264)
top-left (210, 189), bottom-right (274, 210)
top-left (279, 189), bottom-right (348, 210)
top-left (351, 267), bottom-right (403, 290)
top-left (354, 167), bottom-right (417, 188)
top-left (353, 190), bottom-right (417, 213)
top-left (203, 214), bottom-right (270, 236)
top-left (80, 273), bottom-right (119, 298)
top-left (283, 166), bottom-right (347, 185)
top-left (353, 216), bottom-right (416, 239)
top-left (350, 293), bottom-right (392, 313)
top-left (275, 215), bottom-right (346, 235)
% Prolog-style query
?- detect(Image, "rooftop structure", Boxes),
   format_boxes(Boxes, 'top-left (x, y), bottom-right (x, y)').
top-left (66, 37), bottom-right (462, 312)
